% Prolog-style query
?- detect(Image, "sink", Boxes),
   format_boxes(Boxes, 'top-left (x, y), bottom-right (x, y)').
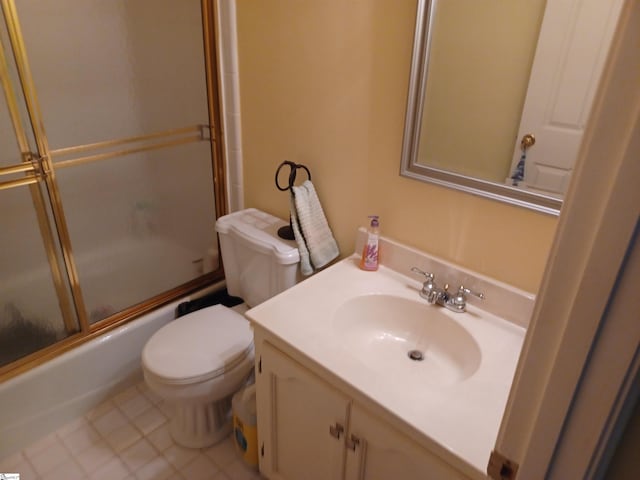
top-left (334, 294), bottom-right (482, 386)
top-left (248, 249), bottom-right (528, 473)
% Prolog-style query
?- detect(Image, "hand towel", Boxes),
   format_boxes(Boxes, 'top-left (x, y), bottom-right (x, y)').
top-left (290, 180), bottom-right (339, 276)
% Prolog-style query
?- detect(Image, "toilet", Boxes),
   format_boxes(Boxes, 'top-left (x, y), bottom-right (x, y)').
top-left (142, 209), bottom-right (300, 448)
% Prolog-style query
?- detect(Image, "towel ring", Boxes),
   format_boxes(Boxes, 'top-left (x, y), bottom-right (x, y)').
top-left (275, 160), bottom-right (312, 191)
top-left (275, 161), bottom-right (312, 240)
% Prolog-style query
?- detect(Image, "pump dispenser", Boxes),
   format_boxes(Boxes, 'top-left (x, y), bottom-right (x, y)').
top-left (360, 215), bottom-right (380, 271)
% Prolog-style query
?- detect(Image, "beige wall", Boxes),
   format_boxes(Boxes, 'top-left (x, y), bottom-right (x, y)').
top-left (236, 0), bottom-right (557, 293)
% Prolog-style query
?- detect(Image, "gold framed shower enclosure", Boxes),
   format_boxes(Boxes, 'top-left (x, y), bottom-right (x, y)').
top-left (0, 0), bottom-right (228, 380)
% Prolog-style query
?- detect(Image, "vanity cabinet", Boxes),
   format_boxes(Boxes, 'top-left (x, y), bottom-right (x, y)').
top-left (344, 404), bottom-right (464, 480)
top-left (255, 338), bottom-right (468, 480)
top-left (256, 341), bottom-right (347, 480)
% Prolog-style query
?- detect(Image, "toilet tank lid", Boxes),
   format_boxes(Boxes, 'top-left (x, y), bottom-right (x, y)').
top-left (215, 208), bottom-right (300, 265)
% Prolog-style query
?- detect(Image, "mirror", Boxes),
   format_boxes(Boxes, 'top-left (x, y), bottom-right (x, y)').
top-left (401, 0), bottom-right (623, 215)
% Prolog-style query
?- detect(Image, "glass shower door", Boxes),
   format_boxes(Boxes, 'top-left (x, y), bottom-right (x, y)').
top-left (20, 0), bottom-right (217, 323)
top-left (10, 0), bottom-right (221, 325)
top-left (1, 0), bottom-right (224, 376)
top-left (0, 29), bottom-right (79, 368)
top-left (0, 0), bottom-right (225, 381)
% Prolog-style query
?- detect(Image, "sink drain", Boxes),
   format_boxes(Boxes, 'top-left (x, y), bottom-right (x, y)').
top-left (408, 349), bottom-right (424, 361)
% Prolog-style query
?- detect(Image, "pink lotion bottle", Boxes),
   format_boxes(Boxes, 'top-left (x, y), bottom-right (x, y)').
top-left (360, 215), bottom-right (380, 271)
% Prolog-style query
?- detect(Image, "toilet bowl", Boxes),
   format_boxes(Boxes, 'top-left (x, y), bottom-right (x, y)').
top-left (141, 209), bottom-right (300, 448)
top-left (142, 305), bottom-right (254, 447)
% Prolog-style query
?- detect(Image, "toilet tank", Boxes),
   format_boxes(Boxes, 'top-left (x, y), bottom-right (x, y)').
top-left (215, 209), bottom-right (300, 307)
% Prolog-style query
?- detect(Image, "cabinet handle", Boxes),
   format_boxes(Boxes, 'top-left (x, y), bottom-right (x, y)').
top-left (346, 434), bottom-right (360, 451)
top-left (329, 422), bottom-right (344, 439)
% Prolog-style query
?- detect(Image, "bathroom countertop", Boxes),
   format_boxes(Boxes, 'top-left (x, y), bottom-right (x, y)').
top-left (246, 255), bottom-right (525, 477)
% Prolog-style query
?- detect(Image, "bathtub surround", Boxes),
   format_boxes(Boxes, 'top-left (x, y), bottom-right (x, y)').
top-left (236, 0), bottom-right (557, 293)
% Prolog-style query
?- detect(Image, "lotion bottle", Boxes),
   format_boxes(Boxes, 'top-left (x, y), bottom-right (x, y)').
top-left (360, 215), bottom-right (380, 271)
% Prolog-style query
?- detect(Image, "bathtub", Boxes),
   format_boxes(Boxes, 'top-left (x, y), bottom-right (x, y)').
top-left (0, 281), bottom-right (223, 459)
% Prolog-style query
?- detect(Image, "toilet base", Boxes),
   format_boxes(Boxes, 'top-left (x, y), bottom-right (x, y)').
top-left (168, 395), bottom-right (233, 448)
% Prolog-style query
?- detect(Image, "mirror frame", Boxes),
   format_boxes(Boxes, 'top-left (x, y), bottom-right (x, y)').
top-left (400, 0), bottom-right (562, 216)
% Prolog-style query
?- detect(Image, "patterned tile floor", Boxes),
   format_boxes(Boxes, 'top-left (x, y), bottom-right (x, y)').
top-left (0, 382), bottom-right (263, 480)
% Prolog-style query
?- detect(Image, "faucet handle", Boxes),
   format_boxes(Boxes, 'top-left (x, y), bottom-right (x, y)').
top-left (410, 267), bottom-right (434, 281)
top-left (458, 285), bottom-right (485, 300)
top-left (445, 285), bottom-right (485, 312)
top-left (411, 267), bottom-right (438, 303)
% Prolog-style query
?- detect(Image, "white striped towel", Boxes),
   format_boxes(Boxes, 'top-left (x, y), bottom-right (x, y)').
top-left (290, 180), bottom-right (340, 276)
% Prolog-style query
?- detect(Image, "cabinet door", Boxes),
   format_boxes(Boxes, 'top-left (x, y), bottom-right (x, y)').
top-left (344, 404), bottom-right (468, 480)
top-left (257, 341), bottom-right (349, 480)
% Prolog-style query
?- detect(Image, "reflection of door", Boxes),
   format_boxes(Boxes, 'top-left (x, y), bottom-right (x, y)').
top-left (509, 0), bottom-right (624, 196)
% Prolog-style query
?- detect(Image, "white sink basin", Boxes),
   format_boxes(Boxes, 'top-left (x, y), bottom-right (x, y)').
top-left (334, 294), bottom-right (482, 386)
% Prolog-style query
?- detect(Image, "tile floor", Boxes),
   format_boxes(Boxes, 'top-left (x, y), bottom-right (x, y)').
top-left (0, 382), bottom-right (263, 480)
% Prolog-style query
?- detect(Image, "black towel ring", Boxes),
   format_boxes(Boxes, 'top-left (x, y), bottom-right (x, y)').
top-left (275, 160), bottom-right (311, 191)
top-left (274, 160), bottom-right (312, 240)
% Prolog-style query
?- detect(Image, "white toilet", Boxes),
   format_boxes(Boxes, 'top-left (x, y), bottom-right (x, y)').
top-left (142, 209), bottom-right (300, 448)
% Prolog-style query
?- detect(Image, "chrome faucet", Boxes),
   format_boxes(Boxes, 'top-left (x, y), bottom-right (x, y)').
top-left (411, 267), bottom-right (485, 313)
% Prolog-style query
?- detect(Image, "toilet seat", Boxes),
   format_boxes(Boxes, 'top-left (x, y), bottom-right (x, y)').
top-left (142, 304), bottom-right (253, 385)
